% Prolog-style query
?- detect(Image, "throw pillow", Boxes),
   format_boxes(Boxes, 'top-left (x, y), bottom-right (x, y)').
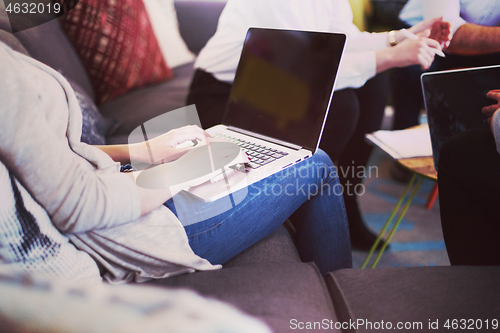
top-left (59, 0), bottom-right (173, 105)
top-left (142, 0), bottom-right (195, 68)
top-left (69, 80), bottom-right (109, 145)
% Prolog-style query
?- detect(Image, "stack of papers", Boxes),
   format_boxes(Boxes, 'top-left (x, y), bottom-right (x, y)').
top-left (365, 125), bottom-right (433, 160)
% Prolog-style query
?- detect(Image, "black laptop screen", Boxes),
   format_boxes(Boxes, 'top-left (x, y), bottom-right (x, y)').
top-left (223, 28), bottom-right (345, 151)
top-left (422, 65), bottom-right (500, 169)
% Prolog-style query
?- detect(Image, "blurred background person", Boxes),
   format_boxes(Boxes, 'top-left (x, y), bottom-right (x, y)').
top-left (390, 0), bottom-right (500, 181)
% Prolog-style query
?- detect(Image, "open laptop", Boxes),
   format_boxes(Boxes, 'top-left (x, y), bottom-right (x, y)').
top-left (421, 64), bottom-right (500, 170)
top-left (186, 28), bottom-right (346, 201)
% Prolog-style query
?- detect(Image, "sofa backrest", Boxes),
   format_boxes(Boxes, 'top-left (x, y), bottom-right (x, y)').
top-left (0, 9), bottom-right (95, 100)
top-left (0, 1), bottom-right (227, 100)
top-left (174, 0), bottom-right (226, 55)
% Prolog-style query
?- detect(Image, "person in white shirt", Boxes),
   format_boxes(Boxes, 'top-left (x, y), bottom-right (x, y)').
top-left (400, 0), bottom-right (500, 56)
top-left (391, 0), bottom-right (500, 140)
top-left (187, 0), bottom-right (448, 250)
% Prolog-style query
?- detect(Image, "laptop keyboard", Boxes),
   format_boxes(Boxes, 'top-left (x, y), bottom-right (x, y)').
top-left (214, 134), bottom-right (289, 169)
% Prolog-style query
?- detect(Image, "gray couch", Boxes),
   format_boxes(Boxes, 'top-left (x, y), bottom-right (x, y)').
top-left (1, 2), bottom-right (499, 332)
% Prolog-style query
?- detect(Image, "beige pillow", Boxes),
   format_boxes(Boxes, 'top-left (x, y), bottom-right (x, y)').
top-left (143, 0), bottom-right (196, 68)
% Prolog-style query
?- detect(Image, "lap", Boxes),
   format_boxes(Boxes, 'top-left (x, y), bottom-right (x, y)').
top-left (164, 150), bottom-right (343, 264)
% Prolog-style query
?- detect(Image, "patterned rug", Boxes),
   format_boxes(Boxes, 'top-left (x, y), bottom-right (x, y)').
top-left (352, 124), bottom-right (450, 269)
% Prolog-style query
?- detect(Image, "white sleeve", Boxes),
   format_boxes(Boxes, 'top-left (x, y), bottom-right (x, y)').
top-left (400, 0), bottom-right (466, 36)
top-left (421, 0), bottom-right (465, 36)
top-left (0, 44), bottom-right (141, 234)
top-left (335, 51), bottom-right (377, 91)
top-left (492, 109), bottom-right (500, 155)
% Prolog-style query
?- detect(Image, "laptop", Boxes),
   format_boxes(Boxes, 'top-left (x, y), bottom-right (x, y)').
top-left (421, 64), bottom-right (500, 170)
top-left (186, 28), bottom-right (346, 201)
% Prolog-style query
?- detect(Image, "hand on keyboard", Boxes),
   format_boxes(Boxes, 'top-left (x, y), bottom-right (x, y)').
top-left (214, 134), bottom-right (289, 169)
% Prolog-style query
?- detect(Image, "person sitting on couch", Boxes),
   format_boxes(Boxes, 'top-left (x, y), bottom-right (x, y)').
top-left (0, 40), bottom-right (351, 285)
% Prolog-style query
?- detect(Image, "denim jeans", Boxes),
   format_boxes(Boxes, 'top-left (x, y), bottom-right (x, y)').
top-left (164, 149), bottom-right (352, 275)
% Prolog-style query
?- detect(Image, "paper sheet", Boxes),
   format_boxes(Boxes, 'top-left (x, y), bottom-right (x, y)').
top-left (366, 125), bottom-right (433, 159)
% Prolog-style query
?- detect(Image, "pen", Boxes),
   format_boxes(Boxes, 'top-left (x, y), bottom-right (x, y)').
top-left (400, 28), bottom-right (446, 57)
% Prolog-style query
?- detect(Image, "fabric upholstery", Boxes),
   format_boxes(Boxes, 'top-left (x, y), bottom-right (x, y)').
top-left (147, 262), bottom-right (341, 333)
top-left (326, 266), bottom-right (500, 332)
top-left (69, 80), bottom-right (110, 146)
top-left (99, 62), bottom-right (195, 144)
top-left (224, 224), bottom-right (301, 267)
top-left (0, 29), bottom-right (28, 55)
top-left (0, 9), bottom-right (95, 99)
top-left (0, 267), bottom-right (271, 333)
top-left (174, 0), bottom-right (226, 55)
top-left (59, 0), bottom-right (172, 104)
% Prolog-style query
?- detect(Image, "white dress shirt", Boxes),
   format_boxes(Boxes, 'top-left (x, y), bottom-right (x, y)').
top-left (400, 0), bottom-right (500, 36)
top-left (194, 0), bottom-right (389, 91)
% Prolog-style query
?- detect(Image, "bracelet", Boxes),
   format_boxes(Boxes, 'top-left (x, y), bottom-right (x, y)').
top-left (388, 30), bottom-right (397, 47)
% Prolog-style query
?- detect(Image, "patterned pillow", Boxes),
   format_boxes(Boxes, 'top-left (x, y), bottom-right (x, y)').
top-left (67, 80), bottom-right (109, 145)
top-left (76, 90), bottom-right (109, 145)
top-left (59, 0), bottom-right (173, 105)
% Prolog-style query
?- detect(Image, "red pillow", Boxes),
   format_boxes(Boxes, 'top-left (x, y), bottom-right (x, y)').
top-left (59, 0), bottom-right (173, 104)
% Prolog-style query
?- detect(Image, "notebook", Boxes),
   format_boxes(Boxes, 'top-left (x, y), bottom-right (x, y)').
top-left (421, 64), bottom-right (500, 170)
top-left (186, 28), bottom-right (346, 201)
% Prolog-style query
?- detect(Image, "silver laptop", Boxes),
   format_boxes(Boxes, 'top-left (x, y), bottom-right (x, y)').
top-left (187, 28), bottom-right (346, 201)
top-left (421, 64), bottom-right (500, 169)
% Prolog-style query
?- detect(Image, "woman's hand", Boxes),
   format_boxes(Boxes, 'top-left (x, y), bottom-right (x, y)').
top-left (482, 89), bottom-right (500, 132)
top-left (392, 30), bottom-right (442, 70)
top-left (131, 125), bottom-right (211, 164)
top-left (408, 17), bottom-right (452, 48)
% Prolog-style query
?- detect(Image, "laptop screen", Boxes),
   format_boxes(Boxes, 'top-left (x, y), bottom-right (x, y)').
top-left (223, 28), bottom-right (346, 152)
top-left (421, 65), bottom-right (500, 169)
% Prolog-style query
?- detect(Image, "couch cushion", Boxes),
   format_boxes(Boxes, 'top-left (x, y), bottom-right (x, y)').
top-left (224, 223), bottom-right (301, 268)
top-left (99, 62), bottom-right (195, 144)
top-left (0, 267), bottom-right (272, 333)
top-left (0, 8), bottom-right (95, 99)
top-left (147, 262), bottom-right (341, 333)
top-left (0, 29), bottom-right (28, 55)
top-left (174, 0), bottom-right (226, 55)
top-left (59, 0), bottom-right (172, 105)
top-left (68, 80), bottom-right (111, 146)
top-left (326, 266), bottom-right (500, 332)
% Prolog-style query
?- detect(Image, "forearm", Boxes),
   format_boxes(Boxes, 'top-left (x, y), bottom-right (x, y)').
top-left (446, 24), bottom-right (500, 55)
top-left (375, 48), bottom-right (396, 74)
top-left (94, 144), bottom-right (132, 164)
top-left (95, 141), bottom-right (193, 165)
top-left (126, 167), bottom-right (183, 216)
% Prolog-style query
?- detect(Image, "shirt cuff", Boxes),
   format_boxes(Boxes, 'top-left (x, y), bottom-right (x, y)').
top-left (450, 17), bottom-right (467, 37)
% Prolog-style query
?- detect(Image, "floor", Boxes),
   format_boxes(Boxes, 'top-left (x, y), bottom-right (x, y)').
top-left (351, 108), bottom-right (451, 269)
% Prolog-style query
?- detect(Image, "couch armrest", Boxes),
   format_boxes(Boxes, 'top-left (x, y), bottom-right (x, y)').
top-left (326, 266), bottom-right (500, 333)
top-left (174, 0), bottom-right (226, 55)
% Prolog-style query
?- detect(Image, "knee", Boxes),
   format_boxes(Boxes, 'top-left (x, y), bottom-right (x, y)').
top-left (311, 149), bottom-right (334, 168)
top-left (309, 149), bottom-right (341, 184)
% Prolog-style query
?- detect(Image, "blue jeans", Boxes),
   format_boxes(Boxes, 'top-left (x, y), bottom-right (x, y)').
top-left (164, 149), bottom-right (352, 275)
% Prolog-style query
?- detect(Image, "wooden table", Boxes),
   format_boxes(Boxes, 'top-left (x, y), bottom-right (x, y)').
top-left (398, 156), bottom-right (437, 181)
top-left (361, 156), bottom-right (437, 268)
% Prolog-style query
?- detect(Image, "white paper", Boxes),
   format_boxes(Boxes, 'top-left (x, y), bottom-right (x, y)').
top-left (367, 125), bottom-right (433, 159)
